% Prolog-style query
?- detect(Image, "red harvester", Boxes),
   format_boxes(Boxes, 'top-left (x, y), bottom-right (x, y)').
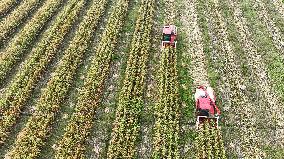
top-left (162, 25), bottom-right (177, 48)
top-left (195, 85), bottom-right (221, 128)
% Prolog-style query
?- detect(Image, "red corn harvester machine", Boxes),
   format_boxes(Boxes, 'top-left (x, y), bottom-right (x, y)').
top-left (162, 25), bottom-right (177, 48)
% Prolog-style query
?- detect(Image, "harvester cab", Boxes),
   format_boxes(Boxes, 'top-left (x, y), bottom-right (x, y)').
top-left (195, 86), bottom-right (221, 128)
top-left (162, 25), bottom-right (177, 48)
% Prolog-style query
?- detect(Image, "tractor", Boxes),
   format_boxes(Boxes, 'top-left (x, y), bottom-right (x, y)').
top-left (162, 25), bottom-right (177, 48)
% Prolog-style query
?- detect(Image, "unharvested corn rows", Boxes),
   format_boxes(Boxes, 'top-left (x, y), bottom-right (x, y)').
top-left (194, 121), bottom-right (226, 159)
top-left (5, 0), bottom-right (107, 158)
top-left (54, 0), bottom-right (130, 158)
top-left (0, 0), bottom-right (84, 145)
top-left (106, 0), bottom-right (155, 157)
top-left (0, 0), bottom-right (18, 16)
top-left (0, 0), bottom-right (41, 43)
top-left (0, 0), bottom-right (64, 82)
top-left (152, 48), bottom-right (180, 158)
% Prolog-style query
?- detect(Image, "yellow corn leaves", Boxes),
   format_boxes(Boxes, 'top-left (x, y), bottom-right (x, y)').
top-left (5, 0), bottom-right (107, 158)
top-left (55, 0), bottom-right (130, 158)
top-left (0, 0), bottom-right (84, 149)
top-left (0, 0), bottom-right (64, 82)
top-left (107, 0), bottom-right (155, 158)
top-left (0, 0), bottom-right (41, 42)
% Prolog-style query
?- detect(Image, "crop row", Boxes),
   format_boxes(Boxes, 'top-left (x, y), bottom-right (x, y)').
top-left (0, 0), bottom-right (41, 43)
top-left (206, 0), bottom-right (262, 157)
top-left (106, 0), bottom-right (155, 158)
top-left (194, 121), bottom-right (225, 158)
top-left (152, 48), bottom-right (180, 159)
top-left (0, 0), bottom-right (18, 17)
top-left (5, 0), bottom-right (107, 158)
top-left (0, 0), bottom-right (64, 83)
top-left (54, 0), bottom-right (130, 158)
top-left (0, 0), bottom-right (84, 146)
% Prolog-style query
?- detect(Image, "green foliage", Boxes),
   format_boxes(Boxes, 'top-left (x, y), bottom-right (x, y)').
top-left (106, 0), bottom-right (155, 157)
top-left (0, 0), bottom-right (41, 44)
top-left (55, 0), bottom-right (130, 157)
top-left (6, 0), bottom-right (107, 158)
top-left (0, 0), bottom-right (64, 82)
top-left (0, 0), bottom-right (85, 154)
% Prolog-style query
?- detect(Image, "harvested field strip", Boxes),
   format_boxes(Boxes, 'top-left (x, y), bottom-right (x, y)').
top-left (0, 0), bottom-right (19, 17)
top-left (5, 0), bottom-right (107, 158)
top-left (0, 0), bottom-right (84, 145)
top-left (228, 0), bottom-right (281, 144)
top-left (188, 1), bottom-right (226, 159)
top-left (180, 0), bottom-right (225, 157)
top-left (181, 0), bottom-right (209, 87)
top-left (219, 0), bottom-right (278, 156)
top-left (240, 0), bottom-right (284, 149)
top-left (240, 2), bottom-right (284, 112)
top-left (205, 0), bottom-right (262, 157)
top-left (178, 0), bottom-right (207, 157)
top-left (195, 0), bottom-right (229, 157)
top-left (152, 48), bottom-right (180, 159)
top-left (252, 0), bottom-right (284, 56)
top-left (54, 0), bottom-right (130, 157)
top-left (0, 0), bottom-right (42, 44)
top-left (194, 121), bottom-right (225, 158)
top-left (0, 0), bottom-right (64, 83)
top-left (265, 0), bottom-right (284, 34)
top-left (106, 0), bottom-right (155, 157)
top-left (272, 0), bottom-right (284, 20)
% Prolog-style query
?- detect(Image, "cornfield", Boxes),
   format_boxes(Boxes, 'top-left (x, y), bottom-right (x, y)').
top-left (0, 0), bottom-right (283, 158)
